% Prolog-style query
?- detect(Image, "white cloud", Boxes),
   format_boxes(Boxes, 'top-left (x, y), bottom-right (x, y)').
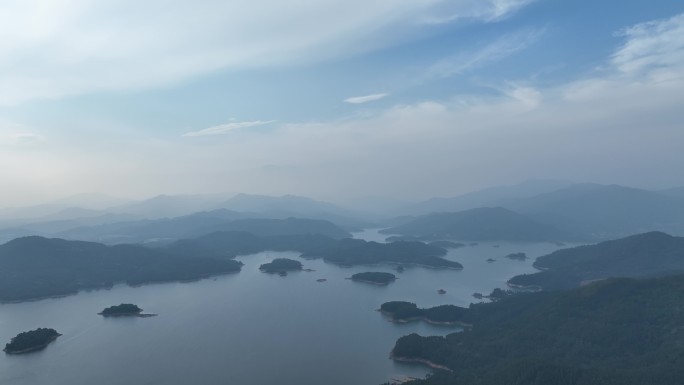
top-left (3, 12), bottom-right (684, 206)
top-left (612, 13), bottom-right (684, 77)
top-left (344, 93), bottom-right (389, 104)
top-left (422, 28), bottom-right (544, 80)
top-left (182, 120), bottom-right (276, 137)
top-left (0, 0), bottom-right (536, 106)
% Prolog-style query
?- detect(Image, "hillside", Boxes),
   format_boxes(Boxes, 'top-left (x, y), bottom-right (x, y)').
top-left (508, 231), bottom-right (684, 290)
top-left (391, 274), bottom-right (684, 385)
top-left (510, 184), bottom-right (684, 239)
top-left (381, 207), bottom-right (566, 242)
top-left (57, 215), bottom-right (351, 244)
top-left (0, 236), bottom-right (242, 302)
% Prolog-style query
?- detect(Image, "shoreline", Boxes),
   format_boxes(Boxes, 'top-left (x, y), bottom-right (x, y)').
top-left (390, 352), bottom-right (453, 372)
top-left (98, 312), bottom-right (158, 318)
top-left (378, 310), bottom-right (469, 327)
top-left (0, 270), bottom-right (241, 305)
top-left (347, 277), bottom-right (396, 286)
top-left (3, 334), bottom-right (62, 355)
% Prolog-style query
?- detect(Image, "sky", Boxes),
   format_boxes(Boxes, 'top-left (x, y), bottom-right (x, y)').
top-left (1, 0), bottom-right (683, 206)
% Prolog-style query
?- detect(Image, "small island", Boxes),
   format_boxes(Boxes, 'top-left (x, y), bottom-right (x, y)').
top-left (99, 303), bottom-right (156, 317)
top-left (437, 289), bottom-right (447, 295)
top-left (505, 252), bottom-right (528, 261)
top-left (259, 258), bottom-right (303, 274)
top-left (379, 301), bottom-right (467, 326)
top-left (486, 258), bottom-right (496, 263)
top-left (4, 328), bottom-right (61, 354)
top-left (349, 272), bottom-right (397, 285)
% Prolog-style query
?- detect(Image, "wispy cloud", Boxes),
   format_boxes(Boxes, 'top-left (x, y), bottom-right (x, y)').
top-left (344, 93), bottom-right (389, 104)
top-left (0, 0), bottom-right (539, 105)
top-left (422, 28), bottom-right (544, 80)
top-left (419, 0), bottom-right (537, 25)
top-left (183, 120), bottom-right (276, 137)
top-left (611, 13), bottom-right (684, 77)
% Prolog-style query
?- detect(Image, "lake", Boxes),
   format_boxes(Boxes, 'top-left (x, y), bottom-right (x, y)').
top-left (0, 229), bottom-right (568, 385)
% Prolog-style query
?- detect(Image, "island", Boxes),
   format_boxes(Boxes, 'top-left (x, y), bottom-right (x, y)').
top-left (4, 328), bottom-right (61, 354)
top-left (259, 258), bottom-right (303, 274)
top-left (379, 301), bottom-right (467, 325)
top-left (486, 258), bottom-right (496, 263)
top-left (437, 289), bottom-right (446, 295)
top-left (504, 252), bottom-right (527, 261)
top-left (99, 303), bottom-right (156, 317)
top-left (349, 272), bottom-right (397, 285)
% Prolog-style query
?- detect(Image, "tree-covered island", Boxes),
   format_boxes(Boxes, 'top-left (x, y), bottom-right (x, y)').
top-left (259, 258), bottom-right (303, 274)
top-left (350, 272), bottom-right (397, 285)
top-left (99, 303), bottom-right (156, 317)
top-left (4, 328), bottom-right (61, 354)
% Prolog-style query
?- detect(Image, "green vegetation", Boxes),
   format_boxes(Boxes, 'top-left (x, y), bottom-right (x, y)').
top-left (302, 239), bottom-right (460, 269)
top-left (504, 252), bottom-right (527, 261)
top-left (391, 274), bottom-right (684, 385)
top-left (259, 258), bottom-right (303, 273)
top-left (100, 303), bottom-right (142, 316)
top-left (508, 232), bottom-right (684, 290)
top-left (4, 328), bottom-right (61, 354)
top-left (380, 301), bottom-right (467, 325)
top-left (350, 272), bottom-right (396, 285)
top-left (0, 236), bottom-right (243, 302)
top-left (381, 207), bottom-right (566, 242)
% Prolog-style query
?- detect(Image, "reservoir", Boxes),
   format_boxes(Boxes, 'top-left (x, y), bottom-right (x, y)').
top-left (0, 230), bottom-right (565, 385)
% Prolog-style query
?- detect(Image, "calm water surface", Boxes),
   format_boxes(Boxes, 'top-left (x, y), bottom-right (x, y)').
top-left (0, 229), bottom-right (568, 385)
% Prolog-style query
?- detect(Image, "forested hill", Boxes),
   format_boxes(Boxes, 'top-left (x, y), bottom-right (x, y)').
top-left (381, 207), bottom-right (567, 242)
top-left (168, 231), bottom-right (460, 269)
top-left (0, 236), bottom-right (242, 302)
top-left (391, 274), bottom-right (684, 385)
top-left (508, 231), bottom-right (684, 290)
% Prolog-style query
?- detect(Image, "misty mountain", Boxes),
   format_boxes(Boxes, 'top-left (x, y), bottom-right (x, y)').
top-left (380, 207), bottom-right (567, 242)
top-left (508, 231), bottom-right (684, 290)
top-left (509, 184), bottom-right (684, 239)
top-left (0, 236), bottom-right (242, 302)
top-left (110, 193), bottom-right (232, 219)
top-left (57, 214), bottom-right (351, 244)
top-left (218, 193), bottom-right (373, 230)
top-left (660, 186), bottom-right (684, 198)
top-left (401, 180), bottom-right (573, 216)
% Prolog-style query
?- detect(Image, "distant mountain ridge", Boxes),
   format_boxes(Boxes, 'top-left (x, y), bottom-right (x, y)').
top-left (381, 207), bottom-right (568, 242)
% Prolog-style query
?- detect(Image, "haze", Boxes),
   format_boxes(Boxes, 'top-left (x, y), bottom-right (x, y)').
top-left (1, 0), bottom-right (683, 206)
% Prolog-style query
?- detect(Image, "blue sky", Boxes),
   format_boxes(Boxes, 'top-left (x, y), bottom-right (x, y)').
top-left (1, 0), bottom-right (683, 205)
